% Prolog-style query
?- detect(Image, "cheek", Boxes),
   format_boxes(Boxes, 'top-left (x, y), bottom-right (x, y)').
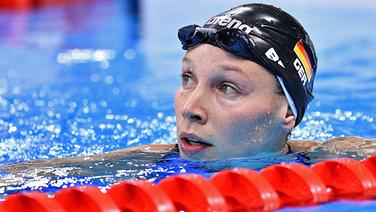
top-left (215, 113), bottom-right (276, 156)
top-left (174, 93), bottom-right (182, 135)
top-left (223, 113), bottom-right (260, 134)
top-left (215, 107), bottom-right (277, 140)
top-left (174, 91), bottom-right (182, 114)
top-left (174, 91), bottom-right (185, 125)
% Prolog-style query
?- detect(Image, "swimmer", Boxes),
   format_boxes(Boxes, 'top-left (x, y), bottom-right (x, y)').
top-left (1, 3), bottom-right (375, 173)
top-left (124, 3), bottom-right (374, 161)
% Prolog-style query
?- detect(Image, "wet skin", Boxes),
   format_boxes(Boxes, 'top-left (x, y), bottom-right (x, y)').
top-left (174, 44), bottom-right (295, 161)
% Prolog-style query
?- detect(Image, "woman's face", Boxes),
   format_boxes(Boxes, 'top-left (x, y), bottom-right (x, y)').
top-left (174, 44), bottom-right (295, 161)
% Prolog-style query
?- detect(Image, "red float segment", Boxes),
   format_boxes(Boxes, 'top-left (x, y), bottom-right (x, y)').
top-left (311, 158), bottom-right (376, 200)
top-left (107, 180), bottom-right (175, 212)
top-left (210, 168), bottom-right (280, 211)
top-left (0, 192), bottom-right (64, 212)
top-left (362, 155), bottom-right (376, 179)
top-left (259, 163), bottom-right (329, 206)
top-left (53, 186), bottom-right (120, 212)
top-left (158, 174), bottom-right (227, 211)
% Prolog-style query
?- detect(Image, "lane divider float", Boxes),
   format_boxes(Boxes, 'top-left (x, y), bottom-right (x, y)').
top-left (54, 186), bottom-right (119, 212)
top-left (211, 168), bottom-right (279, 211)
top-left (0, 155), bottom-right (375, 211)
top-left (311, 158), bottom-right (376, 200)
top-left (158, 174), bottom-right (227, 211)
top-left (107, 180), bottom-right (175, 212)
top-left (260, 163), bottom-right (329, 206)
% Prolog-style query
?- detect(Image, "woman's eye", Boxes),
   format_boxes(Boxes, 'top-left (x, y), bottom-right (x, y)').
top-left (218, 83), bottom-right (240, 96)
top-left (181, 73), bottom-right (193, 87)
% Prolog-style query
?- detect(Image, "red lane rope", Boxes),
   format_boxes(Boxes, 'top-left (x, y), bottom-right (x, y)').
top-left (1, 155), bottom-right (376, 211)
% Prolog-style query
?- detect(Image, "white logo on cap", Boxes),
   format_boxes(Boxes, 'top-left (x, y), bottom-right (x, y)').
top-left (265, 48), bottom-right (285, 68)
top-left (206, 15), bottom-right (254, 34)
top-left (293, 58), bottom-right (308, 86)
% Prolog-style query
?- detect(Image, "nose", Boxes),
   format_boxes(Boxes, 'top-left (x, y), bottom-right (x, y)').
top-left (181, 88), bottom-right (208, 125)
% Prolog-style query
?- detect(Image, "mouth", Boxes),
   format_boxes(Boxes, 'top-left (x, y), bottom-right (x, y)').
top-left (179, 132), bottom-right (212, 155)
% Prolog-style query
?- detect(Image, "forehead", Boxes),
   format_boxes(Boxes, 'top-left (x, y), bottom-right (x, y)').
top-left (182, 44), bottom-right (272, 79)
top-left (184, 43), bottom-right (244, 64)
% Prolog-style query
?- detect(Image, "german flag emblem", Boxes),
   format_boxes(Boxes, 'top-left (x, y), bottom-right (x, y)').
top-left (293, 40), bottom-right (312, 81)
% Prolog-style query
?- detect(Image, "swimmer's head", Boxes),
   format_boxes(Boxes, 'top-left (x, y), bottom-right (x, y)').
top-left (178, 3), bottom-right (317, 125)
top-left (175, 3), bottom-right (317, 160)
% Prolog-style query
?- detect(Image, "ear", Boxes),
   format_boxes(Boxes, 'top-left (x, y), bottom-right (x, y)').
top-left (283, 108), bottom-right (296, 132)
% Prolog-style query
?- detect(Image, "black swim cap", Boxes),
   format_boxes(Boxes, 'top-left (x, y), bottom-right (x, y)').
top-left (178, 3), bottom-right (317, 125)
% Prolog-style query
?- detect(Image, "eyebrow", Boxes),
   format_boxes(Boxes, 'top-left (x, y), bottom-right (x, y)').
top-left (182, 56), bottom-right (192, 65)
top-left (217, 64), bottom-right (244, 74)
top-left (182, 56), bottom-right (249, 79)
top-left (182, 56), bottom-right (195, 74)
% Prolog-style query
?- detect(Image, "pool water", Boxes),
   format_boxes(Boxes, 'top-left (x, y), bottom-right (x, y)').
top-left (0, 0), bottom-right (375, 210)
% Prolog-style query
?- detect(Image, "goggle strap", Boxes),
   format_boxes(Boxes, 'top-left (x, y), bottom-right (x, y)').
top-left (277, 76), bottom-right (298, 119)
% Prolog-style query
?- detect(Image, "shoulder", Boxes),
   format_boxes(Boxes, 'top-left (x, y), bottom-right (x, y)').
top-left (74, 144), bottom-right (177, 160)
top-left (314, 136), bottom-right (376, 157)
top-left (0, 144), bottom-right (177, 175)
top-left (287, 139), bottom-right (321, 153)
top-left (288, 136), bottom-right (376, 157)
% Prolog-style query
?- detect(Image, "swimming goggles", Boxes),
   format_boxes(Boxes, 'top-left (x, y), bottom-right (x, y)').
top-left (178, 24), bottom-right (263, 63)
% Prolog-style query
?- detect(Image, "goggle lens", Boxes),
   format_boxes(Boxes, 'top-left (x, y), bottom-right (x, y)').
top-left (178, 25), bottom-right (255, 60)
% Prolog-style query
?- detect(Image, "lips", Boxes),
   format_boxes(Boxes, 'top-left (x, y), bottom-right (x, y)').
top-left (179, 132), bottom-right (212, 155)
